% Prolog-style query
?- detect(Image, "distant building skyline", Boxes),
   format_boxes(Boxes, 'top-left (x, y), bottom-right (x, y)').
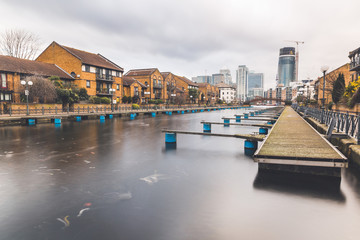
top-left (277, 47), bottom-right (296, 87)
top-left (236, 65), bottom-right (248, 102)
top-left (248, 72), bottom-right (264, 99)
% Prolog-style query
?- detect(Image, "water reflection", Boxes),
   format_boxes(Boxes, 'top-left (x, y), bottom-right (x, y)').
top-left (253, 170), bottom-right (346, 203)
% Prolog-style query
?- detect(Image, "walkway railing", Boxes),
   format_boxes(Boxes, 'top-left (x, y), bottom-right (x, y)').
top-left (0, 105), bottom-right (242, 116)
top-left (294, 105), bottom-right (360, 144)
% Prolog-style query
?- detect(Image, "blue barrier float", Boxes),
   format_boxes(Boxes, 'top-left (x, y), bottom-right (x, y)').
top-left (223, 118), bottom-right (230, 127)
top-left (76, 116), bottom-right (82, 122)
top-left (244, 140), bottom-right (258, 156)
top-left (109, 114), bottom-right (113, 119)
top-left (54, 118), bottom-right (61, 124)
top-left (28, 119), bottom-right (36, 126)
top-left (259, 128), bottom-right (268, 134)
top-left (244, 113), bottom-right (249, 119)
top-left (236, 116), bottom-right (241, 123)
top-left (151, 112), bottom-right (156, 117)
top-left (203, 123), bottom-right (211, 132)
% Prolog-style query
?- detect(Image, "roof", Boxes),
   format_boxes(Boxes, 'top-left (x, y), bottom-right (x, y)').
top-left (197, 82), bottom-right (210, 88)
top-left (177, 76), bottom-right (198, 87)
top-left (125, 68), bottom-right (158, 77)
top-left (0, 55), bottom-right (74, 79)
top-left (349, 47), bottom-right (360, 58)
top-left (59, 44), bottom-right (123, 71)
top-left (175, 87), bottom-right (184, 93)
top-left (215, 82), bottom-right (233, 88)
top-left (123, 76), bottom-right (147, 88)
top-left (161, 72), bottom-right (171, 78)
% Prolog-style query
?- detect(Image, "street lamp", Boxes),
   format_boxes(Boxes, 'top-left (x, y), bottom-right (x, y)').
top-left (20, 79), bottom-right (33, 115)
top-left (190, 95), bottom-right (193, 104)
top-left (320, 65), bottom-right (329, 109)
top-left (109, 88), bottom-right (116, 112)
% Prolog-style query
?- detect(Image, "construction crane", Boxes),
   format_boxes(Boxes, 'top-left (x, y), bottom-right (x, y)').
top-left (285, 40), bottom-right (304, 82)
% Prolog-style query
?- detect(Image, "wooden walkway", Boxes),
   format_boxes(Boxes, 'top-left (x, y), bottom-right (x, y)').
top-left (254, 106), bottom-right (347, 177)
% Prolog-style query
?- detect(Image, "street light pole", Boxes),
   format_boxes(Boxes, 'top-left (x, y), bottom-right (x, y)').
top-left (320, 66), bottom-right (329, 109)
top-left (20, 79), bottom-right (33, 115)
top-left (109, 88), bottom-right (115, 112)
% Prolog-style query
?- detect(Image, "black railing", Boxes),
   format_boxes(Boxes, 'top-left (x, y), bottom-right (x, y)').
top-left (294, 105), bottom-right (360, 144)
top-left (96, 74), bottom-right (114, 81)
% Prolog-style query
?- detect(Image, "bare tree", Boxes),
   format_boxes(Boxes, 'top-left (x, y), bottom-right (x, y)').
top-left (22, 75), bottom-right (57, 103)
top-left (1, 29), bottom-right (41, 60)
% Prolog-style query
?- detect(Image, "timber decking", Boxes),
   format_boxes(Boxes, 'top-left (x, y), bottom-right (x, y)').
top-left (254, 107), bottom-right (347, 164)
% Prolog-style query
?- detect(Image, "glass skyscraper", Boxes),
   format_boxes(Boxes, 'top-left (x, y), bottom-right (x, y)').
top-left (277, 47), bottom-right (296, 87)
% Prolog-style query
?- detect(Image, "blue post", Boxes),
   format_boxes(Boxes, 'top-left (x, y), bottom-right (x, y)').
top-left (168, 111), bottom-right (172, 115)
top-left (236, 115), bottom-right (241, 123)
top-left (109, 114), bottom-right (113, 119)
top-left (201, 109), bottom-right (204, 112)
top-left (203, 123), bottom-right (211, 132)
top-left (250, 112), bottom-right (255, 117)
top-left (100, 115), bottom-right (105, 121)
top-left (177, 111), bottom-right (180, 114)
top-left (151, 112), bottom-right (156, 117)
top-left (76, 116), bottom-right (82, 122)
top-left (181, 111), bottom-right (184, 114)
top-left (224, 118), bottom-right (230, 127)
top-left (130, 114), bottom-right (135, 120)
top-left (244, 140), bottom-right (258, 156)
top-left (192, 110), bottom-right (195, 113)
top-left (267, 121), bottom-right (272, 125)
top-left (187, 110), bottom-right (190, 113)
top-left (255, 111), bottom-right (259, 115)
top-left (165, 132), bottom-right (177, 145)
top-left (244, 113), bottom-right (249, 119)
top-left (54, 118), bottom-right (61, 124)
top-left (28, 119), bottom-right (36, 126)
top-left (259, 127), bottom-right (268, 134)
top-left (208, 109), bottom-right (210, 111)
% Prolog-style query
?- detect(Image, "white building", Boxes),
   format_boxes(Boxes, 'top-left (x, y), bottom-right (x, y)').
top-left (236, 65), bottom-right (248, 102)
top-left (216, 82), bottom-right (237, 103)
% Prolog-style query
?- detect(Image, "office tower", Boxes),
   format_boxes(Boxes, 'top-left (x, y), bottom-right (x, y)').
top-left (248, 72), bottom-right (264, 99)
top-left (236, 65), bottom-right (248, 102)
top-left (277, 47), bottom-right (296, 87)
top-left (220, 67), bottom-right (232, 84)
top-left (192, 76), bottom-right (212, 84)
top-left (212, 73), bottom-right (224, 85)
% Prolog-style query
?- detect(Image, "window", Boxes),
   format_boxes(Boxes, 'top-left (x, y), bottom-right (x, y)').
top-left (116, 71), bottom-right (119, 77)
top-left (85, 65), bottom-right (90, 72)
top-left (134, 87), bottom-right (139, 96)
top-left (1, 73), bottom-right (6, 88)
top-left (86, 80), bottom-right (90, 88)
top-left (117, 84), bottom-right (120, 90)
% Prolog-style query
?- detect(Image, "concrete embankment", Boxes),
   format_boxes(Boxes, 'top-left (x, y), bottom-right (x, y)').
top-left (304, 116), bottom-right (360, 170)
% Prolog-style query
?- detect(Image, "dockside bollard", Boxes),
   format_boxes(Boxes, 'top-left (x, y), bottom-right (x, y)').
top-left (152, 112), bottom-right (156, 117)
top-left (130, 113), bottom-right (135, 120)
top-left (54, 118), bottom-right (61, 124)
top-left (224, 118), bottom-right (230, 127)
top-left (168, 111), bottom-right (172, 115)
top-left (165, 132), bottom-right (177, 148)
top-left (244, 140), bottom-right (258, 156)
top-left (236, 115), bottom-right (241, 123)
top-left (250, 112), bottom-right (255, 117)
top-left (108, 114), bottom-right (113, 119)
top-left (28, 119), bottom-right (36, 126)
top-left (181, 111), bottom-right (184, 114)
top-left (259, 128), bottom-right (268, 134)
top-left (100, 115), bottom-right (105, 122)
top-left (76, 116), bottom-right (82, 122)
top-left (203, 123), bottom-right (211, 132)
top-left (192, 110), bottom-right (195, 113)
top-left (244, 113), bottom-right (249, 119)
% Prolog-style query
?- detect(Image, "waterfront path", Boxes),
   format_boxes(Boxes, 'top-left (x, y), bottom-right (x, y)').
top-left (254, 106), bottom-right (347, 177)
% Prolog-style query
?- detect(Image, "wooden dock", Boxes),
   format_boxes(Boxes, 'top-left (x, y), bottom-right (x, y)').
top-left (200, 121), bottom-right (272, 128)
top-left (222, 117), bottom-right (276, 121)
top-left (253, 106), bottom-right (347, 177)
top-left (162, 129), bottom-right (266, 141)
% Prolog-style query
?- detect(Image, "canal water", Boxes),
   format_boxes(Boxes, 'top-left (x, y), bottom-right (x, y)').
top-left (0, 108), bottom-right (360, 240)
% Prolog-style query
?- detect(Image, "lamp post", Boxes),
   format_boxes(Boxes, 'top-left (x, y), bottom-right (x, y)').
top-left (20, 79), bottom-right (33, 115)
top-left (320, 65), bottom-right (329, 108)
top-left (109, 88), bottom-right (115, 112)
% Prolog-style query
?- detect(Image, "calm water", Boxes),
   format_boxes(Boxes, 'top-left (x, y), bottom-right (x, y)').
top-left (0, 108), bottom-right (360, 240)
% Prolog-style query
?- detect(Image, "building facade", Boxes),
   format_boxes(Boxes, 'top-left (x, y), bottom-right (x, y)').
top-left (236, 65), bottom-right (248, 102)
top-left (36, 41), bottom-right (123, 103)
top-left (216, 82), bottom-right (236, 103)
top-left (277, 47), bottom-right (296, 87)
top-left (247, 72), bottom-right (264, 99)
top-left (219, 68), bottom-right (232, 85)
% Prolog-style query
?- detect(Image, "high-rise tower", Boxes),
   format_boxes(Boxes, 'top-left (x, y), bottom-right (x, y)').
top-left (236, 65), bottom-right (248, 102)
top-left (277, 47), bottom-right (296, 87)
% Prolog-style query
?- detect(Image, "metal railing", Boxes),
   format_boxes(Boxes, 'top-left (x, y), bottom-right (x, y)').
top-left (0, 104), bottom-right (243, 116)
top-left (294, 105), bottom-right (360, 144)
top-left (96, 74), bottom-right (114, 81)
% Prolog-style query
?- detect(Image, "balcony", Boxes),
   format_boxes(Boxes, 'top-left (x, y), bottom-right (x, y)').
top-left (96, 88), bottom-right (112, 96)
top-left (96, 74), bottom-right (114, 82)
top-left (153, 83), bottom-right (163, 89)
top-left (350, 60), bottom-right (360, 72)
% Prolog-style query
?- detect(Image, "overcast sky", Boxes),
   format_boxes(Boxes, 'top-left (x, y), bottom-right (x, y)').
top-left (1, 0), bottom-right (360, 89)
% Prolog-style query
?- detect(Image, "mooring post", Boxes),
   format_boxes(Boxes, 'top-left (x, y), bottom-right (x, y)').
top-left (100, 115), bottom-right (105, 121)
top-left (165, 132), bottom-right (177, 145)
top-left (130, 113), bottom-right (135, 120)
top-left (28, 119), bottom-right (36, 126)
top-left (236, 115), bottom-right (241, 123)
top-left (244, 140), bottom-right (258, 156)
top-left (54, 118), bottom-right (61, 124)
top-left (168, 111), bottom-right (172, 115)
top-left (152, 112), bottom-right (156, 117)
top-left (109, 114), bottom-right (113, 119)
top-left (223, 118), bottom-right (230, 127)
top-left (203, 123), bottom-right (211, 132)
top-left (259, 127), bottom-right (268, 134)
top-left (76, 116), bottom-right (81, 122)
top-left (244, 113), bottom-right (249, 119)
top-left (250, 112), bottom-right (255, 117)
